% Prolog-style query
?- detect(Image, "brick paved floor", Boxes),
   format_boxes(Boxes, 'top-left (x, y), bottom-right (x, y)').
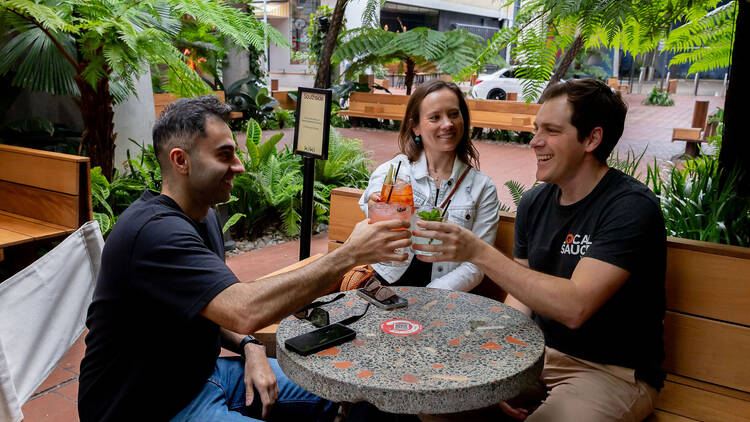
top-left (22, 89), bottom-right (726, 421)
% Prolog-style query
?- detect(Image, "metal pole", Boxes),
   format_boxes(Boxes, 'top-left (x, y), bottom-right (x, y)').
top-left (263, 0), bottom-right (270, 88)
top-left (638, 67), bottom-right (645, 94)
top-left (299, 156), bottom-right (316, 260)
top-left (693, 72), bottom-right (700, 96)
top-left (723, 72), bottom-right (728, 97)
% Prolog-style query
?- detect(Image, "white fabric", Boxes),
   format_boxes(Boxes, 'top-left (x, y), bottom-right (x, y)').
top-left (0, 221), bottom-right (103, 422)
top-left (359, 153), bottom-right (500, 292)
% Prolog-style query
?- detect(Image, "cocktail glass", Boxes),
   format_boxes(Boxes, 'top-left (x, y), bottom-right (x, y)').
top-left (412, 206), bottom-right (444, 256)
top-left (369, 178), bottom-right (413, 267)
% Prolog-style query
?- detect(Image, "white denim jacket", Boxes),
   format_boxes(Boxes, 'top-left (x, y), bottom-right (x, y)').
top-left (359, 152), bottom-right (500, 292)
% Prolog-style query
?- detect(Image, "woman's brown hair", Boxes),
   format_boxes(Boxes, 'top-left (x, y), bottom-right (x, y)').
top-left (397, 80), bottom-right (479, 168)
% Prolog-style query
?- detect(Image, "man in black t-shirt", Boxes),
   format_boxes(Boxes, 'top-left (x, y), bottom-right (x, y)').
top-left (78, 96), bottom-right (411, 422)
top-left (413, 79), bottom-right (666, 421)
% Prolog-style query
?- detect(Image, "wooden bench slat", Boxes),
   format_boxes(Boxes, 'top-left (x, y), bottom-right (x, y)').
top-left (663, 312), bottom-right (750, 392)
top-left (666, 246), bottom-right (750, 325)
top-left (0, 180), bottom-right (80, 229)
top-left (0, 228), bottom-right (33, 248)
top-left (647, 410), bottom-right (701, 421)
top-left (0, 213), bottom-right (70, 241)
top-left (329, 188), bottom-right (366, 243)
top-left (672, 128), bottom-right (703, 142)
top-left (655, 378), bottom-right (750, 422)
top-left (666, 374), bottom-right (750, 402)
top-left (0, 145), bottom-right (84, 195)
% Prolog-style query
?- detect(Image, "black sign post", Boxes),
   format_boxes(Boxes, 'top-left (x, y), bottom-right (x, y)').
top-left (292, 87), bottom-right (332, 260)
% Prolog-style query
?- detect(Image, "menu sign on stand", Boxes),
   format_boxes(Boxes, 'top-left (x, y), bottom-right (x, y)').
top-left (292, 87), bottom-right (331, 259)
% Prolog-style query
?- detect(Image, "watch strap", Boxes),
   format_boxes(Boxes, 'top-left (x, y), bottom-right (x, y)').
top-left (240, 335), bottom-right (263, 354)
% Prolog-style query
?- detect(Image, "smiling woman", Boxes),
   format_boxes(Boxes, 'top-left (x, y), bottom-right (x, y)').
top-left (357, 80), bottom-right (501, 293)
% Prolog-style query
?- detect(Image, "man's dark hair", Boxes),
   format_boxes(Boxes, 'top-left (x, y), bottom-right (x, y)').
top-left (152, 95), bottom-right (232, 171)
top-left (540, 79), bottom-right (627, 163)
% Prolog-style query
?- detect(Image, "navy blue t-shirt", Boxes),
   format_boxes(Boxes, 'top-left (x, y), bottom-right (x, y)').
top-left (514, 169), bottom-right (666, 389)
top-left (79, 191), bottom-right (239, 421)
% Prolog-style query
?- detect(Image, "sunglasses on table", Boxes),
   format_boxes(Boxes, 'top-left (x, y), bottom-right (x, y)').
top-left (293, 293), bottom-right (371, 328)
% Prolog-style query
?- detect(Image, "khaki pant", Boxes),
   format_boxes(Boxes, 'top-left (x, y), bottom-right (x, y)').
top-left (419, 347), bottom-right (658, 422)
top-left (525, 346), bottom-right (658, 422)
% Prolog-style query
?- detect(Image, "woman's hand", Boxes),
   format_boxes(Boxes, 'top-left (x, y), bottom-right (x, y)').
top-left (367, 192), bottom-right (381, 208)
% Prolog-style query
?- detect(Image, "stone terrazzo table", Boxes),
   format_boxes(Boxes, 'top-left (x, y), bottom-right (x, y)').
top-left (276, 287), bottom-right (544, 414)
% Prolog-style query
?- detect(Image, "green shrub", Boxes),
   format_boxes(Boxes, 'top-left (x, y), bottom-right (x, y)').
top-left (647, 155), bottom-right (750, 246)
top-left (644, 86), bottom-right (674, 106)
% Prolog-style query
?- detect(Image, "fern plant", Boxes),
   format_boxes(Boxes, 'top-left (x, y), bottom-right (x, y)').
top-left (665, 1), bottom-right (736, 75)
top-left (0, 0), bottom-right (287, 180)
top-left (333, 27), bottom-right (489, 94)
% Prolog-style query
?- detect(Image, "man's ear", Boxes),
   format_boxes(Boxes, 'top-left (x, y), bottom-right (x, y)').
top-left (169, 148), bottom-right (190, 175)
top-left (583, 127), bottom-right (603, 153)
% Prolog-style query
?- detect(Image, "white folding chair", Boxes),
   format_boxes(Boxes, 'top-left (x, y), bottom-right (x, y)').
top-left (0, 221), bottom-right (103, 422)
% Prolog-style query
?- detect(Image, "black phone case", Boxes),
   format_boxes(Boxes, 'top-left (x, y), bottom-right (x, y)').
top-left (356, 288), bottom-right (408, 310)
top-left (284, 323), bottom-right (357, 356)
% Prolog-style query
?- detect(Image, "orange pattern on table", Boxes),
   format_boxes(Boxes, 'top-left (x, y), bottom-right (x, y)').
top-left (408, 297), bottom-right (418, 303)
top-left (352, 339), bottom-right (366, 347)
top-left (345, 301), bottom-right (355, 307)
top-left (490, 306), bottom-right (503, 312)
top-left (515, 352), bottom-right (525, 357)
top-left (333, 361), bottom-right (355, 369)
top-left (431, 321), bottom-right (445, 327)
top-left (432, 363), bottom-right (444, 369)
top-left (449, 293), bottom-right (458, 298)
top-left (317, 347), bottom-right (340, 356)
top-left (358, 370), bottom-right (374, 378)
top-left (480, 341), bottom-right (502, 350)
top-left (448, 337), bottom-right (461, 347)
top-left (469, 297), bottom-right (481, 303)
top-left (402, 374), bottom-right (420, 383)
top-left (446, 303), bottom-right (456, 309)
top-left (460, 353), bottom-right (476, 359)
top-left (506, 336), bottom-right (529, 346)
top-left (399, 287), bottom-right (409, 292)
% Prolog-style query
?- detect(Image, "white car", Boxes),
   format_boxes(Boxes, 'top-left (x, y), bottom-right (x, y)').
top-left (471, 67), bottom-right (551, 101)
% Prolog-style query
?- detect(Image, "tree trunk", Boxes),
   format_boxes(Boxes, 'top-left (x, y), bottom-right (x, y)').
top-left (404, 58), bottom-right (416, 95)
top-left (719, 0), bottom-right (749, 195)
top-left (548, 34), bottom-right (585, 86)
top-left (74, 74), bottom-right (116, 181)
top-left (314, 0), bottom-right (348, 89)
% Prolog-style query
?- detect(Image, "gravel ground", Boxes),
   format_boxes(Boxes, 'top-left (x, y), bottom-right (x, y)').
top-left (225, 223), bottom-right (329, 258)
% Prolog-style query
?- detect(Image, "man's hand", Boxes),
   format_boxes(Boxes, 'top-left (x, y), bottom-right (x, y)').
top-left (411, 220), bottom-right (483, 262)
top-left (499, 401), bottom-right (530, 420)
top-left (343, 219), bottom-right (411, 266)
top-left (243, 343), bottom-right (278, 419)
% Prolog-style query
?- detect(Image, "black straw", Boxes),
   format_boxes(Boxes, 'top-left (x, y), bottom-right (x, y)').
top-left (385, 161), bottom-right (402, 203)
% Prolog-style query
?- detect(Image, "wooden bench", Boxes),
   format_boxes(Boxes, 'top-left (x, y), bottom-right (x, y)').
top-left (466, 99), bottom-right (540, 133)
top-left (338, 92), bottom-right (539, 133)
top-left (0, 145), bottom-right (92, 265)
top-left (671, 100), bottom-right (717, 157)
top-left (153, 91), bottom-right (243, 119)
top-left (323, 186), bottom-right (750, 421)
top-left (608, 77), bottom-right (630, 94)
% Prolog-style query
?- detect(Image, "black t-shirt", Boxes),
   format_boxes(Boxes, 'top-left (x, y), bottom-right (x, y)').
top-left (514, 169), bottom-right (666, 389)
top-left (78, 191), bottom-right (239, 421)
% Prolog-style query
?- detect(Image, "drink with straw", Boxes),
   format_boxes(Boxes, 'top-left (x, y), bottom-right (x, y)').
top-left (368, 162), bottom-right (413, 267)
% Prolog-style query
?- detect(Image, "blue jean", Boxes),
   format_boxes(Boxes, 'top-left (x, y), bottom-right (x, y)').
top-left (170, 357), bottom-right (338, 422)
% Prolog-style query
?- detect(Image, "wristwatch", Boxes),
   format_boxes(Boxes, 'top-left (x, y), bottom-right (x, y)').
top-left (240, 335), bottom-right (264, 354)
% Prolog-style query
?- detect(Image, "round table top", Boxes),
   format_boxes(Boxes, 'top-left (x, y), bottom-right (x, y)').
top-left (276, 287), bottom-right (545, 414)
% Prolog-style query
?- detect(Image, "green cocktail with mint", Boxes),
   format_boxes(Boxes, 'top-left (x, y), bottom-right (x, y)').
top-left (412, 207), bottom-right (445, 256)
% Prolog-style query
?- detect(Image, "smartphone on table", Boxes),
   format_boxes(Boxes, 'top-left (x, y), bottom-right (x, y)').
top-left (285, 323), bottom-right (357, 356)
